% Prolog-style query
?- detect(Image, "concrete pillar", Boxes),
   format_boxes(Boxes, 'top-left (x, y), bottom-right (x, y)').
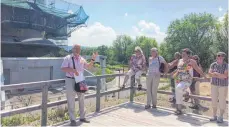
top-left (0, 60), bottom-right (6, 110)
top-left (99, 56), bottom-right (107, 92)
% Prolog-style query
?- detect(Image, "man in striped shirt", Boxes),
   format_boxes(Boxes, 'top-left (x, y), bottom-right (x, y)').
top-left (208, 52), bottom-right (228, 123)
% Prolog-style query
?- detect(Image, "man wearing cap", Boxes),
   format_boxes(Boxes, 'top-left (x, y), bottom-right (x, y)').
top-left (208, 52), bottom-right (228, 123)
top-left (172, 48), bottom-right (205, 115)
top-left (61, 44), bottom-right (98, 126)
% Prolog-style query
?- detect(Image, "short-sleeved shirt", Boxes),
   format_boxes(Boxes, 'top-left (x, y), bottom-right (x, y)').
top-left (210, 62), bottom-right (228, 86)
top-left (61, 54), bottom-right (87, 78)
top-left (176, 59), bottom-right (193, 84)
top-left (130, 54), bottom-right (146, 72)
top-left (147, 56), bottom-right (165, 75)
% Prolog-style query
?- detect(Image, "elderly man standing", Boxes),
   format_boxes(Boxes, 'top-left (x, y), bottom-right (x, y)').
top-left (61, 44), bottom-right (98, 126)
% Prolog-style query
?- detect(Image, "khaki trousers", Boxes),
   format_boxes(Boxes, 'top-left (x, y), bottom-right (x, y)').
top-left (65, 78), bottom-right (85, 121)
top-left (211, 85), bottom-right (228, 110)
top-left (146, 74), bottom-right (160, 106)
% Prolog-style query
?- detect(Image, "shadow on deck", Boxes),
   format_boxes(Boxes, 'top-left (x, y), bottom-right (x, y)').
top-left (54, 102), bottom-right (228, 126)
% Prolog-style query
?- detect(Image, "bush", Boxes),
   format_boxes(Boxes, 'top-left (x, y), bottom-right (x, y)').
top-left (94, 68), bottom-right (114, 82)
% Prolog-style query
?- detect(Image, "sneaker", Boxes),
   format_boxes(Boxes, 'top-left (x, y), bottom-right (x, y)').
top-left (189, 104), bottom-right (199, 109)
top-left (70, 120), bottom-right (77, 126)
top-left (169, 97), bottom-right (176, 103)
top-left (217, 117), bottom-right (224, 123)
top-left (145, 105), bottom-right (151, 109)
top-left (209, 116), bottom-right (217, 121)
top-left (137, 84), bottom-right (142, 91)
top-left (183, 92), bottom-right (190, 102)
top-left (80, 118), bottom-right (90, 123)
top-left (152, 105), bottom-right (157, 108)
top-left (175, 110), bottom-right (182, 115)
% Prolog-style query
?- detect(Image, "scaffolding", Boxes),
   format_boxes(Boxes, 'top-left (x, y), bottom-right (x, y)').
top-left (1, 0), bottom-right (89, 38)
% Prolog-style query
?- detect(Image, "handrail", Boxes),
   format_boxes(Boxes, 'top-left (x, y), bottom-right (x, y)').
top-left (0, 73), bottom-right (219, 126)
top-left (1, 73), bottom-right (125, 91)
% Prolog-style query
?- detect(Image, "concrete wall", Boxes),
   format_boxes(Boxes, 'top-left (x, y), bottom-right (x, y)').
top-left (2, 57), bottom-right (64, 85)
top-left (1, 56), bottom-right (105, 94)
top-left (1, 55), bottom-right (103, 86)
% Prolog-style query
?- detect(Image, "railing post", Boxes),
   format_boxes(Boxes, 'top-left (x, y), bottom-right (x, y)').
top-left (118, 70), bottom-right (120, 99)
top-left (96, 78), bottom-right (101, 112)
top-left (41, 84), bottom-right (48, 126)
top-left (130, 75), bottom-right (135, 102)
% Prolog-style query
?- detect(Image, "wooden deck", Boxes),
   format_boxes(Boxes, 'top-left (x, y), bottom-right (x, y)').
top-left (55, 102), bottom-right (228, 126)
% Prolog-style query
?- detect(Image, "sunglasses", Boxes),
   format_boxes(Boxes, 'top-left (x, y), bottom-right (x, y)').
top-left (217, 55), bottom-right (225, 57)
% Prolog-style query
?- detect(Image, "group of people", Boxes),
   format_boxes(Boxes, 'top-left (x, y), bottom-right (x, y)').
top-left (121, 46), bottom-right (228, 123)
top-left (61, 44), bottom-right (228, 126)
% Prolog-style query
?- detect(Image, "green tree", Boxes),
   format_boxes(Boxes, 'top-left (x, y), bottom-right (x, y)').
top-left (165, 12), bottom-right (217, 70)
top-left (97, 45), bottom-right (114, 64)
top-left (159, 42), bottom-right (169, 61)
top-left (112, 35), bottom-right (134, 64)
top-left (136, 36), bottom-right (158, 64)
top-left (213, 12), bottom-right (228, 62)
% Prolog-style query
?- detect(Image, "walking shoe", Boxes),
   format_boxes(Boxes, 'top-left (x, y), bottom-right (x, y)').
top-left (217, 117), bottom-right (224, 123)
top-left (189, 104), bottom-right (199, 109)
top-left (169, 97), bottom-right (176, 103)
top-left (152, 105), bottom-right (157, 108)
top-left (175, 110), bottom-right (182, 115)
top-left (209, 116), bottom-right (217, 121)
top-left (80, 118), bottom-right (90, 123)
top-left (70, 120), bottom-right (77, 126)
top-left (137, 84), bottom-right (142, 91)
top-left (145, 105), bottom-right (151, 109)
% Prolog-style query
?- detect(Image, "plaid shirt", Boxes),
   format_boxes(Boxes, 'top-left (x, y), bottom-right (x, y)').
top-left (210, 62), bottom-right (228, 86)
top-left (129, 54), bottom-right (146, 72)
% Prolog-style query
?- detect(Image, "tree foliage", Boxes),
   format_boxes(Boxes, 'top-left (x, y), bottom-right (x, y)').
top-left (164, 12), bottom-right (217, 70)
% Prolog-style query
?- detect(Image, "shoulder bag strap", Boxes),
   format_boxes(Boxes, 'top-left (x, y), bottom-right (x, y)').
top-left (72, 57), bottom-right (76, 69)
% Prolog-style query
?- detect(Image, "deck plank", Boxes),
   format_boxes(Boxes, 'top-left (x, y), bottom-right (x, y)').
top-left (56, 102), bottom-right (228, 126)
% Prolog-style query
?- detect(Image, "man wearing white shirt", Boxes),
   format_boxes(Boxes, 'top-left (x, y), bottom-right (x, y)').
top-left (61, 44), bottom-right (98, 126)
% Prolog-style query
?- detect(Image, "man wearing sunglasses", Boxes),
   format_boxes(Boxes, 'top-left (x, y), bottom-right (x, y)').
top-left (208, 52), bottom-right (228, 123)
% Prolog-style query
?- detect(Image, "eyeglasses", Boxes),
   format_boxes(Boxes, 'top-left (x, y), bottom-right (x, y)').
top-left (217, 55), bottom-right (224, 57)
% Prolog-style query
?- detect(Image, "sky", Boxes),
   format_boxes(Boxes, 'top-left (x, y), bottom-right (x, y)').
top-left (65, 0), bottom-right (228, 47)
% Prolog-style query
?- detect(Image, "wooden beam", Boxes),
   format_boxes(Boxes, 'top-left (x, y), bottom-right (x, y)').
top-left (1, 104), bottom-right (42, 117)
top-left (1, 93), bottom-right (97, 118)
top-left (1, 74), bottom-right (125, 91)
top-left (96, 79), bottom-right (101, 112)
top-left (100, 87), bottom-right (131, 96)
top-left (140, 88), bottom-right (228, 103)
top-left (130, 76), bottom-right (135, 102)
top-left (41, 84), bottom-right (48, 126)
top-left (1, 79), bottom-right (65, 91)
top-left (47, 94), bottom-right (97, 108)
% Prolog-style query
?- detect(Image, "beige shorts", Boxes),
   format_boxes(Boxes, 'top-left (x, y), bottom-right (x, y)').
top-left (126, 69), bottom-right (143, 79)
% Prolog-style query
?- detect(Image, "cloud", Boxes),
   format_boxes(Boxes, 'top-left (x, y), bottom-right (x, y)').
top-left (125, 13), bottom-right (128, 17)
top-left (132, 20), bottom-right (166, 43)
top-left (68, 22), bottom-right (116, 47)
top-left (218, 13), bottom-right (226, 22)
top-left (218, 6), bottom-right (223, 12)
top-left (218, 16), bottom-right (224, 22)
top-left (67, 10), bottom-right (73, 14)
